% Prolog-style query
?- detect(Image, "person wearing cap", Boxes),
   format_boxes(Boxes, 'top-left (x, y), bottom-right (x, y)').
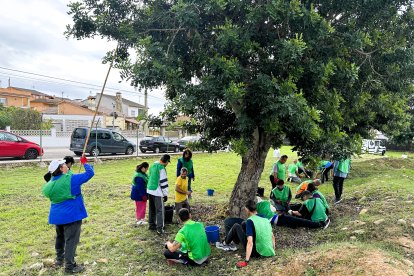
top-left (269, 155), bottom-right (288, 189)
top-left (147, 154), bottom-right (170, 235)
top-left (43, 156), bottom-right (76, 182)
top-left (41, 155), bottom-right (94, 274)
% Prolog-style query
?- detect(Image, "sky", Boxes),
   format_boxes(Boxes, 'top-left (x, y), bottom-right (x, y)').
top-left (0, 0), bottom-right (166, 115)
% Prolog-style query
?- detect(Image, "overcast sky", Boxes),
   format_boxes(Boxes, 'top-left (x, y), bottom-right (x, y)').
top-left (0, 0), bottom-right (166, 115)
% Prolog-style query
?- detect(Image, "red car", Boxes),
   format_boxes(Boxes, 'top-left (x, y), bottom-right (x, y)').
top-left (0, 130), bottom-right (44, 159)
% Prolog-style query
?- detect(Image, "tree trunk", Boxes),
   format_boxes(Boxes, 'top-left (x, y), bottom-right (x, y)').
top-left (228, 128), bottom-right (272, 217)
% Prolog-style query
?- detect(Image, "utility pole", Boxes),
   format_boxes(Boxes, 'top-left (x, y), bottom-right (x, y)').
top-left (8, 77), bottom-right (10, 87)
top-left (61, 92), bottom-right (64, 101)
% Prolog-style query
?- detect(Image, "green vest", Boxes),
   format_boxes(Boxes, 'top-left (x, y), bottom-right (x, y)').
top-left (42, 174), bottom-right (75, 204)
top-left (297, 161), bottom-right (304, 167)
top-left (272, 185), bottom-right (290, 204)
top-left (248, 215), bottom-right (275, 257)
top-left (67, 170), bottom-right (73, 176)
top-left (320, 160), bottom-right (329, 167)
top-left (313, 190), bottom-right (329, 210)
top-left (179, 157), bottom-right (193, 175)
top-left (147, 162), bottom-right (165, 190)
top-left (338, 159), bottom-right (350, 173)
top-left (132, 172), bottom-right (148, 186)
top-left (288, 163), bottom-right (297, 175)
top-left (270, 161), bottom-right (286, 180)
top-left (256, 201), bottom-right (275, 219)
top-left (304, 198), bottom-right (327, 222)
top-left (179, 220), bottom-right (211, 261)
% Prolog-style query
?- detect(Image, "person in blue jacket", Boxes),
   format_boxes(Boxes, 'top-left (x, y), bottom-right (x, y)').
top-left (42, 155), bottom-right (94, 274)
top-left (131, 162), bottom-right (149, 225)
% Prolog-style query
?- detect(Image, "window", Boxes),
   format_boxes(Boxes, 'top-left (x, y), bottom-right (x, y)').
top-left (156, 137), bottom-right (165, 142)
top-left (131, 110), bottom-right (136, 117)
top-left (72, 128), bottom-right (87, 139)
top-left (112, 132), bottom-right (124, 142)
top-left (3, 133), bottom-right (19, 142)
top-left (0, 98), bottom-right (6, 105)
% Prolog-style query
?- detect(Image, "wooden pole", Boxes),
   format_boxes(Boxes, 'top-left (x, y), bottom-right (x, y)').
top-left (78, 45), bottom-right (118, 172)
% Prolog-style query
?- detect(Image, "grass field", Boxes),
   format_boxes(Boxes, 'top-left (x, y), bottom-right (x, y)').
top-left (0, 148), bottom-right (413, 275)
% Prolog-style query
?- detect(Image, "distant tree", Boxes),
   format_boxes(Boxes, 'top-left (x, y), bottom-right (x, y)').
top-left (67, 0), bottom-right (414, 216)
top-left (0, 106), bottom-right (45, 130)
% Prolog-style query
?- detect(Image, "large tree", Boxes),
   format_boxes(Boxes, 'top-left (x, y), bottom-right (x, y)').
top-left (67, 0), bottom-right (414, 216)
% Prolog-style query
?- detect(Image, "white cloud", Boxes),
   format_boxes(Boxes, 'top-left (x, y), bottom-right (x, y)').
top-left (0, 0), bottom-right (166, 115)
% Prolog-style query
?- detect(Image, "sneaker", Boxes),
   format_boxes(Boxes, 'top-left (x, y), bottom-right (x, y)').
top-left (157, 229), bottom-right (165, 235)
top-left (54, 259), bottom-right (64, 267)
top-left (64, 264), bottom-right (85, 274)
top-left (323, 218), bottom-right (331, 229)
top-left (334, 198), bottom-right (342, 204)
top-left (148, 225), bottom-right (157, 231)
top-left (136, 220), bottom-right (148, 225)
top-left (215, 242), bottom-right (230, 251)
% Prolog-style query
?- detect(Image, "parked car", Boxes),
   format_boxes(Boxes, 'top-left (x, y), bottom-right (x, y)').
top-left (0, 130), bottom-right (44, 159)
top-left (176, 136), bottom-right (200, 151)
top-left (139, 136), bottom-right (180, 153)
top-left (70, 127), bottom-right (136, 156)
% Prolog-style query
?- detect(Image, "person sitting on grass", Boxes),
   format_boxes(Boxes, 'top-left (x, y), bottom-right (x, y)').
top-left (295, 179), bottom-right (321, 199)
top-left (287, 159), bottom-right (302, 183)
top-left (270, 180), bottom-right (292, 214)
top-left (164, 208), bottom-right (211, 266)
top-left (175, 167), bottom-right (191, 219)
top-left (289, 191), bottom-right (330, 229)
top-left (223, 200), bottom-right (275, 268)
top-left (306, 183), bottom-right (330, 213)
top-left (42, 155), bottom-right (94, 274)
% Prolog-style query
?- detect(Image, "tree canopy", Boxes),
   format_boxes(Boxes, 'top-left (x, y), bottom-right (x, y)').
top-left (67, 0), bottom-right (414, 215)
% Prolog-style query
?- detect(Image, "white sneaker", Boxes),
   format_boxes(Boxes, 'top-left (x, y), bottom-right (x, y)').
top-left (216, 242), bottom-right (230, 251)
top-left (136, 220), bottom-right (148, 225)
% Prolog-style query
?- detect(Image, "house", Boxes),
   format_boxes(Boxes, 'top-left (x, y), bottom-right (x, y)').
top-left (0, 86), bottom-right (106, 131)
top-left (83, 92), bottom-right (148, 130)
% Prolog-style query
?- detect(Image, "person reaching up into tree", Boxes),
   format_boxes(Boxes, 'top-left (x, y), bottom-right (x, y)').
top-left (270, 179), bottom-right (292, 214)
top-left (43, 156), bottom-right (76, 182)
top-left (177, 149), bottom-right (195, 198)
top-left (131, 162), bottom-right (149, 225)
top-left (42, 155), bottom-right (94, 274)
top-left (269, 155), bottom-right (288, 189)
top-left (164, 208), bottom-right (210, 266)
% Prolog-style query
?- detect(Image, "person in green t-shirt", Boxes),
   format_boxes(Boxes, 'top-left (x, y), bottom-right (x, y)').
top-left (164, 208), bottom-right (210, 266)
top-left (289, 191), bottom-right (330, 229)
top-left (269, 155), bottom-right (288, 188)
top-left (287, 159), bottom-right (301, 183)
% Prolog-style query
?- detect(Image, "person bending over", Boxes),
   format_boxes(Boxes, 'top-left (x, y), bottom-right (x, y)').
top-left (164, 208), bottom-right (210, 266)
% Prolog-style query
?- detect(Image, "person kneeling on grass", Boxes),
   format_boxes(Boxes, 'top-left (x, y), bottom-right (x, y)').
top-left (295, 179), bottom-right (321, 199)
top-left (164, 208), bottom-right (210, 266)
top-left (219, 200), bottom-right (275, 268)
top-left (42, 155), bottom-right (94, 274)
top-left (289, 191), bottom-right (330, 229)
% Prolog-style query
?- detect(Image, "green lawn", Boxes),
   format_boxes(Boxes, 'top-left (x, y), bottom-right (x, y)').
top-left (0, 148), bottom-right (413, 275)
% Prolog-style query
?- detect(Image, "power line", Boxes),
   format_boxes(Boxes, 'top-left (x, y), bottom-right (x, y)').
top-left (0, 66), bottom-right (165, 101)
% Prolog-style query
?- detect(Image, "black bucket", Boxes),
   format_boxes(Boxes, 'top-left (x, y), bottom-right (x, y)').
top-left (257, 187), bottom-right (265, 197)
top-left (164, 205), bottom-right (174, 224)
